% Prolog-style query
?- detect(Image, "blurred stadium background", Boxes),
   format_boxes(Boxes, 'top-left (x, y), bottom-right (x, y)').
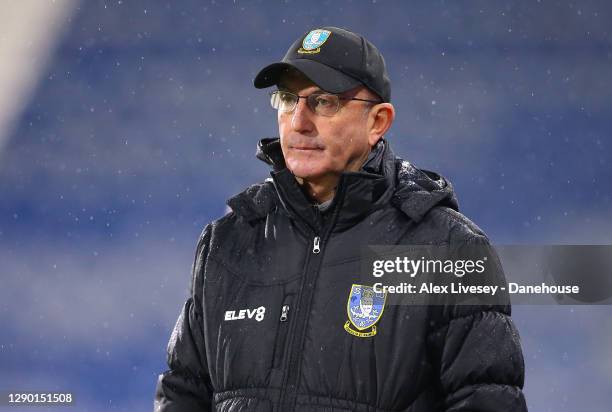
top-left (1, 1), bottom-right (611, 411)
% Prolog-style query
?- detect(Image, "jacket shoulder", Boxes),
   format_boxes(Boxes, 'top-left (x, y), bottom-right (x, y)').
top-left (225, 179), bottom-right (279, 223)
top-left (421, 206), bottom-right (489, 243)
top-left (199, 180), bottom-right (278, 263)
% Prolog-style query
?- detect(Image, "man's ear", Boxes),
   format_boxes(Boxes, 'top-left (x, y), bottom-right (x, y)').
top-left (367, 103), bottom-right (395, 146)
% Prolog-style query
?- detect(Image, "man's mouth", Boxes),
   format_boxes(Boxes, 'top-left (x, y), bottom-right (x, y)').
top-left (290, 142), bottom-right (324, 150)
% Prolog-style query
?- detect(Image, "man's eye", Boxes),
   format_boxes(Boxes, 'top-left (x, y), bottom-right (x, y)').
top-left (280, 93), bottom-right (295, 103)
top-left (314, 96), bottom-right (335, 107)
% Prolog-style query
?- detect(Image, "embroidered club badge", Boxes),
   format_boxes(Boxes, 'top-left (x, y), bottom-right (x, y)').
top-left (344, 284), bottom-right (387, 338)
top-left (298, 29), bottom-right (331, 54)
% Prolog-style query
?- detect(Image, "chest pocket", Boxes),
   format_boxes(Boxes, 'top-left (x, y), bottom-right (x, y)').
top-left (205, 264), bottom-right (301, 390)
top-left (208, 219), bottom-right (307, 286)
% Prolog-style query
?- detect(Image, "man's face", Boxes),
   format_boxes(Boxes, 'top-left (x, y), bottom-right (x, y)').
top-left (277, 71), bottom-right (376, 181)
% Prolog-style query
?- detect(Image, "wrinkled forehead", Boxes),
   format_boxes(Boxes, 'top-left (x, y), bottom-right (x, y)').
top-left (278, 68), bottom-right (367, 98)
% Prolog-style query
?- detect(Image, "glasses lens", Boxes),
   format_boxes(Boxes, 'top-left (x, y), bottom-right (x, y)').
top-left (308, 94), bottom-right (339, 116)
top-left (270, 91), bottom-right (297, 112)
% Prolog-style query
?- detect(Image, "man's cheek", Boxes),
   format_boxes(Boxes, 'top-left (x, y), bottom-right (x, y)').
top-left (324, 143), bottom-right (342, 158)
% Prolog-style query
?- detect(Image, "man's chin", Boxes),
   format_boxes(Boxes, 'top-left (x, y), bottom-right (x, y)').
top-left (290, 170), bottom-right (325, 181)
top-left (286, 161), bottom-right (327, 181)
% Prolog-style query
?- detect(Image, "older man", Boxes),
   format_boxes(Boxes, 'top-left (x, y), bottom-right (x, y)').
top-left (155, 27), bottom-right (527, 411)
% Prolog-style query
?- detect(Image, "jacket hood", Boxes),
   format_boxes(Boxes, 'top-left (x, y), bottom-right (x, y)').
top-left (391, 158), bottom-right (459, 222)
top-left (229, 137), bottom-right (458, 225)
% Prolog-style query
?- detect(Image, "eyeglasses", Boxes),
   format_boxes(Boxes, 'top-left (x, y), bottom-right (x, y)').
top-left (269, 90), bottom-right (381, 117)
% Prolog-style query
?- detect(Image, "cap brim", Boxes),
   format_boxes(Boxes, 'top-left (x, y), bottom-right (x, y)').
top-left (253, 59), bottom-right (361, 93)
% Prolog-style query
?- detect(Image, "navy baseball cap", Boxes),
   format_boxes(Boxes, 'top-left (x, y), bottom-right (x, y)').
top-left (254, 27), bottom-right (391, 102)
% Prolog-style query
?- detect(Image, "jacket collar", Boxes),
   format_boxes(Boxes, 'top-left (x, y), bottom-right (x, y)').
top-left (257, 137), bottom-right (395, 233)
top-left (228, 137), bottom-right (458, 230)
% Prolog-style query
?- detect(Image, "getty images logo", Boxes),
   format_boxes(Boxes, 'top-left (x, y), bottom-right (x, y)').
top-left (224, 306), bottom-right (266, 322)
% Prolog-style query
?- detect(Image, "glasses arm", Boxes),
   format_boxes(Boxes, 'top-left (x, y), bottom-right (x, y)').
top-left (339, 97), bottom-right (382, 104)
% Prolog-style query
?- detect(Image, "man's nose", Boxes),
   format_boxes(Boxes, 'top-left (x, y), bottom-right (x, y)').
top-left (290, 97), bottom-right (316, 134)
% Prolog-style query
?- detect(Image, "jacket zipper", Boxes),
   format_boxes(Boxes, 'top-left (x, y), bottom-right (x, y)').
top-left (278, 232), bottom-right (342, 409)
top-left (312, 236), bottom-right (321, 253)
top-left (277, 182), bottom-right (346, 411)
top-left (272, 295), bottom-right (293, 370)
top-left (280, 304), bottom-right (290, 322)
top-left (278, 234), bottom-right (324, 410)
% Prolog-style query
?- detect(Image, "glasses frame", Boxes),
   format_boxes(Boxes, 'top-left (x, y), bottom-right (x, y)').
top-left (269, 90), bottom-right (381, 117)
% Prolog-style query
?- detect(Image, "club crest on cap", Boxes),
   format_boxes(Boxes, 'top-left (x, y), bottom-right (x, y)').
top-left (298, 29), bottom-right (331, 54)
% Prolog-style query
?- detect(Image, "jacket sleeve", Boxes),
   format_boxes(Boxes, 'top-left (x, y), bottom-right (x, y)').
top-left (427, 235), bottom-right (527, 411)
top-left (154, 226), bottom-right (214, 412)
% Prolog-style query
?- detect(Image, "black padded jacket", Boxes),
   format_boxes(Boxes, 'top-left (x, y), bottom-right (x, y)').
top-left (154, 138), bottom-right (527, 411)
